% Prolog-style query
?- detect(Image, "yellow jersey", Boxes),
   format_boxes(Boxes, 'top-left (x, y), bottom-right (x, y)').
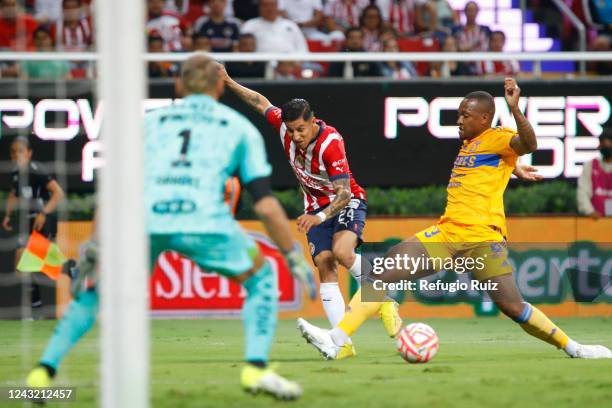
top-left (440, 127), bottom-right (518, 236)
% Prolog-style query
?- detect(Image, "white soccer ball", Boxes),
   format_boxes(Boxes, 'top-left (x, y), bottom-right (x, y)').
top-left (396, 322), bottom-right (439, 363)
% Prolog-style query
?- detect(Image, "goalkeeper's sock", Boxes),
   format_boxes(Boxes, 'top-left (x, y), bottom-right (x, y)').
top-left (514, 302), bottom-right (571, 351)
top-left (40, 290), bottom-right (98, 371)
top-left (320, 282), bottom-right (345, 328)
top-left (242, 260), bottom-right (278, 363)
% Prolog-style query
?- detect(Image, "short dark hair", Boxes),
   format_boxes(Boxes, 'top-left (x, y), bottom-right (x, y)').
top-left (239, 33), bottom-right (256, 41)
top-left (63, 0), bottom-right (81, 7)
top-left (33, 25), bottom-right (52, 37)
top-left (12, 136), bottom-right (30, 149)
top-left (465, 1), bottom-right (478, 11)
top-left (345, 27), bottom-right (363, 38)
top-left (192, 32), bottom-right (210, 42)
top-left (600, 128), bottom-right (612, 142)
top-left (281, 99), bottom-right (313, 122)
top-left (464, 91), bottom-right (495, 116)
top-left (491, 30), bottom-right (506, 40)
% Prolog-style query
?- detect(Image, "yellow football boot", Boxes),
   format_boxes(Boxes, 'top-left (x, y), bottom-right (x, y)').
top-left (241, 364), bottom-right (303, 400)
top-left (380, 301), bottom-right (402, 338)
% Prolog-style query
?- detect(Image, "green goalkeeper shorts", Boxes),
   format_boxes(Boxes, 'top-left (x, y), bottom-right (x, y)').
top-left (149, 231), bottom-right (259, 278)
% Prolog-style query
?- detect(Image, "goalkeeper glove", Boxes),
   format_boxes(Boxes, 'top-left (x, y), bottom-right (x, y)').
top-left (284, 243), bottom-right (316, 300)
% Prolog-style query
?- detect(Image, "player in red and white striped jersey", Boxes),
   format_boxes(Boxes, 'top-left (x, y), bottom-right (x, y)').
top-left (221, 65), bottom-right (402, 359)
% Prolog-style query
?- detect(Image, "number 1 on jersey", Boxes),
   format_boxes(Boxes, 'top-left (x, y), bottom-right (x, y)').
top-left (172, 129), bottom-right (192, 167)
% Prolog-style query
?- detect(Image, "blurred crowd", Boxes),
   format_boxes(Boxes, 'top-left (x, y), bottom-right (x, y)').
top-left (0, 0), bottom-right (610, 79)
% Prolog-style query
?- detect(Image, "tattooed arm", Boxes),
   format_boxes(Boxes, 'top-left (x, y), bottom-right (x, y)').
top-left (296, 177), bottom-right (352, 234)
top-left (218, 63), bottom-right (272, 115)
top-left (321, 177), bottom-right (352, 219)
top-left (505, 78), bottom-right (538, 155)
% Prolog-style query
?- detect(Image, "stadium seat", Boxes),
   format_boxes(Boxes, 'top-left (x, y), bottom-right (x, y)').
top-left (397, 37), bottom-right (440, 76)
top-left (307, 39), bottom-right (344, 76)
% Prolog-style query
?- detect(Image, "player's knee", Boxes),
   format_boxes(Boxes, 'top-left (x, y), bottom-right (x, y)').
top-left (245, 261), bottom-right (279, 300)
top-left (315, 252), bottom-right (338, 283)
top-left (495, 301), bottom-right (524, 321)
top-left (331, 244), bottom-right (355, 269)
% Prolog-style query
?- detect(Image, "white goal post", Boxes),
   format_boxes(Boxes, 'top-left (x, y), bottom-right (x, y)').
top-left (96, 1), bottom-right (149, 407)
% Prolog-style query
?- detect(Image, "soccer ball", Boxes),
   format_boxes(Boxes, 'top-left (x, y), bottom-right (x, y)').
top-left (396, 323), bottom-right (439, 363)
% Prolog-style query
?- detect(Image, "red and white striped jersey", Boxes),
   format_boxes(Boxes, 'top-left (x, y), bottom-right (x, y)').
top-left (375, 0), bottom-right (416, 35)
top-left (323, 0), bottom-right (369, 29)
top-left (478, 60), bottom-right (520, 76)
top-left (265, 106), bottom-right (366, 213)
top-left (51, 17), bottom-right (93, 51)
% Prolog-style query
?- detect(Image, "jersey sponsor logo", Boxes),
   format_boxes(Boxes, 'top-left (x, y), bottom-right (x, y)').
top-left (424, 227), bottom-right (441, 238)
top-left (453, 154), bottom-right (501, 168)
top-left (155, 175), bottom-right (200, 188)
top-left (152, 199), bottom-right (196, 215)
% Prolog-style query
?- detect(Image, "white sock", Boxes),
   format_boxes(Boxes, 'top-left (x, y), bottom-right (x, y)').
top-left (564, 338), bottom-right (579, 357)
top-left (330, 327), bottom-right (350, 347)
top-left (320, 282), bottom-right (345, 328)
top-left (348, 254), bottom-right (362, 281)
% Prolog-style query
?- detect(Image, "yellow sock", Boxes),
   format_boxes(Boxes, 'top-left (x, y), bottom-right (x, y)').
top-left (337, 284), bottom-right (386, 337)
top-left (517, 303), bottom-right (569, 349)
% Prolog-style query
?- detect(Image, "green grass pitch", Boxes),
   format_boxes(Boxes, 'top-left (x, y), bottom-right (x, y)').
top-left (0, 317), bottom-right (611, 408)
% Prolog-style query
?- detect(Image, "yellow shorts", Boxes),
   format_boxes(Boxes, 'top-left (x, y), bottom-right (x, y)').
top-left (415, 221), bottom-right (513, 281)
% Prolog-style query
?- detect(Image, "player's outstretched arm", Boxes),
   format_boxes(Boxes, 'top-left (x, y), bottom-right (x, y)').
top-left (505, 78), bottom-right (538, 155)
top-left (513, 164), bottom-right (543, 181)
top-left (218, 64), bottom-right (272, 115)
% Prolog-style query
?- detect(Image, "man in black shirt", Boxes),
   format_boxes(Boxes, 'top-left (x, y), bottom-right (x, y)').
top-left (225, 34), bottom-right (266, 78)
top-left (3, 136), bottom-right (65, 312)
top-left (328, 27), bottom-right (382, 78)
top-left (193, 0), bottom-right (240, 52)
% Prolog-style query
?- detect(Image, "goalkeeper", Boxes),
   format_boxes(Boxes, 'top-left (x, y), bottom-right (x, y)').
top-left (27, 54), bottom-right (316, 401)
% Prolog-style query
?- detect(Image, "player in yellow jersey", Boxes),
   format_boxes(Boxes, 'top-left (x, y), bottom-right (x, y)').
top-left (298, 78), bottom-right (612, 360)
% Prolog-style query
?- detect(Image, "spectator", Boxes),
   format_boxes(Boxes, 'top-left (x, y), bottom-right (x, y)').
top-left (146, 0), bottom-right (187, 51)
top-left (280, 0), bottom-right (323, 39)
top-left (429, 35), bottom-right (473, 77)
top-left (378, 27), bottom-right (398, 44)
top-left (0, 0), bottom-right (38, 50)
top-left (328, 27), bottom-right (382, 77)
top-left (148, 32), bottom-right (180, 78)
top-left (416, 0), bottom-right (458, 32)
top-left (453, 1), bottom-right (489, 52)
top-left (225, 33), bottom-right (266, 78)
top-left (590, 35), bottom-right (612, 75)
top-left (21, 26), bottom-right (71, 79)
top-left (34, 0), bottom-right (63, 24)
top-left (233, 0), bottom-right (260, 22)
top-left (193, 0), bottom-right (239, 52)
top-left (191, 32), bottom-right (212, 51)
top-left (324, 0), bottom-right (369, 32)
top-left (359, 4), bottom-right (383, 51)
top-left (577, 129), bottom-right (612, 218)
top-left (374, 0), bottom-right (417, 35)
top-left (240, 0), bottom-right (309, 54)
top-left (478, 31), bottom-right (519, 76)
top-left (274, 61), bottom-right (299, 79)
top-left (50, 0), bottom-right (93, 51)
top-left (380, 37), bottom-right (417, 79)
